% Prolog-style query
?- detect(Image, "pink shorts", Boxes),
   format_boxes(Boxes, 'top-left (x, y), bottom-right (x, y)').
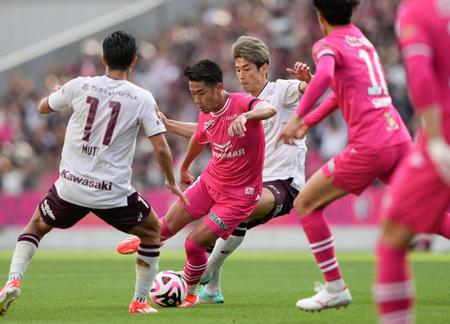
top-left (323, 142), bottom-right (412, 195)
top-left (181, 177), bottom-right (258, 239)
top-left (382, 149), bottom-right (450, 233)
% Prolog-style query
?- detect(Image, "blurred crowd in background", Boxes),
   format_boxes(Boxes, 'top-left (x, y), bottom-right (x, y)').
top-left (0, 0), bottom-right (410, 195)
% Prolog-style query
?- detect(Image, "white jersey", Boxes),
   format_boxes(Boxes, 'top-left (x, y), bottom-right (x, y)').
top-left (48, 75), bottom-right (166, 208)
top-left (258, 79), bottom-right (307, 191)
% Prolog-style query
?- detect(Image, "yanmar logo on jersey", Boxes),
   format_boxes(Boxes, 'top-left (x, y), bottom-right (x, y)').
top-left (212, 141), bottom-right (245, 159)
top-left (61, 170), bottom-right (112, 191)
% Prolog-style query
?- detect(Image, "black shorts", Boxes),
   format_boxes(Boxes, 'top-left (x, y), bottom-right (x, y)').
top-left (246, 178), bottom-right (298, 229)
top-left (38, 186), bottom-right (151, 233)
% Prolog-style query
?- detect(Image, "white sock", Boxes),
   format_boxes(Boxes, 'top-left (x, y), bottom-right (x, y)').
top-left (326, 279), bottom-right (346, 293)
top-left (204, 228), bottom-right (246, 294)
top-left (205, 266), bottom-right (222, 295)
top-left (9, 238), bottom-right (39, 280)
top-left (133, 244), bottom-right (160, 302)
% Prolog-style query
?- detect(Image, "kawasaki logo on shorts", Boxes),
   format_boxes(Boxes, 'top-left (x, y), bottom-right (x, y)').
top-left (208, 211), bottom-right (229, 232)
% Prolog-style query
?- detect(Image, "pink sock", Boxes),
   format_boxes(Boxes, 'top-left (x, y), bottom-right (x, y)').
top-left (374, 242), bottom-right (414, 324)
top-left (160, 217), bottom-right (175, 242)
top-left (436, 212), bottom-right (450, 239)
top-left (183, 238), bottom-right (208, 294)
top-left (299, 209), bottom-right (342, 282)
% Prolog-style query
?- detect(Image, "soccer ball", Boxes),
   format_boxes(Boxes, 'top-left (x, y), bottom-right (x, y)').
top-left (150, 270), bottom-right (187, 307)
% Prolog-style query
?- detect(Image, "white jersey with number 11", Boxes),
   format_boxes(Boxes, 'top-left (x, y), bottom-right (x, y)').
top-left (48, 75), bottom-right (166, 208)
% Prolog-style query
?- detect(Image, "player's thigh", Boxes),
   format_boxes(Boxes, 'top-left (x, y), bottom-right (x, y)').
top-left (382, 150), bottom-right (450, 237)
top-left (96, 192), bottom-right (151, 233)
top-left (165, 176), bottom-right (214, 233)
top-left (204, 199), bottom-right (257, 240)
top-left (165, 201), bottom-right (197, 233)
top-left (22, 207), bottom-right (54, 238)
top-left (246, 187), bottom-right (276, 221)
top-left (188, 222), bottom-right (220, 247)
top-left (38, 185), bottom-right (89, 229)
top-left (294, 168), bottom-right (347, 215)
top-left (245, 179), bottom-right (298, 228)
top-left (128, 207), bottom-right (161, 239)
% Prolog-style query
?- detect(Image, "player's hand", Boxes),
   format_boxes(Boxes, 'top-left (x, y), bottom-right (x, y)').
top-left (158, 111), bottom-right (167, 125)
top-left (228, 114), bottom-right (247, 137)
top-left (277, 115), bottom-right (309, 146)
top-left (180, 168), bottom-right (195, 186)
top-left (287, 62), bottom-right (312, 82)
top-left (427, 137), bottom-right (450, 185)
top-left (165, 181), bottom-right (190, 206)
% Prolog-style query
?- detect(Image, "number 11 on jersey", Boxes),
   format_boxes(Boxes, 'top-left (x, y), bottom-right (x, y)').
top-left (82, 96), bottom-right (121, 146)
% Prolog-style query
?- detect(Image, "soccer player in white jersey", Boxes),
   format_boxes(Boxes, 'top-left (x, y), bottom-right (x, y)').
top-left (116, 36), bottom-right (311, 303)
top-left (0, 31), bottom-right (187, 316)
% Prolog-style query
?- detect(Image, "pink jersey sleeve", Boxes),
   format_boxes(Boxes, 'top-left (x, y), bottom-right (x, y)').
top-left (303, 92), bottom-right (339, 127)
top-left (194, 113), bottom-right (208, 144)
top-left (396, 1), bottom-right (438, 111)
top-left (295, 54), bottom-right (335, 117)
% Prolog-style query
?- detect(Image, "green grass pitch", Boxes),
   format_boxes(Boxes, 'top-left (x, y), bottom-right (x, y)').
top-left (0, 251), bottom-right (449, 323)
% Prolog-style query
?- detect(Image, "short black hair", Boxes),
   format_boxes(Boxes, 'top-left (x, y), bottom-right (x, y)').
top-left (313, 0), bottom-right (360, 25)
top-left (102, 31), bottom-right (137, 71)
top-left (183, 59), bottom-right (223, 86)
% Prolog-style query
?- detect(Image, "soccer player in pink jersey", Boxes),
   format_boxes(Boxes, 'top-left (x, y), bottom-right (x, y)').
top-left (0, 31), bottom-right (187, 316)
top-left (152, 59), bottom-right (276, 307)
top-left (374, 1), bottom-right (450, 323)
top-left (278, 0), bottom-right (414, 311)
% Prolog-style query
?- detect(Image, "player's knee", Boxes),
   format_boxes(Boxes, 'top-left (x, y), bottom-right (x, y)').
top-left (380, 220), bottom-right (414, 249)
top-left (294, 196), bottom-right (314, 217)
top-left (142, 226), bottom-right (160, 241)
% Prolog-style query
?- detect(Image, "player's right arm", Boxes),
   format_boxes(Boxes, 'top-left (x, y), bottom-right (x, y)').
top-left (149, 133), bottom-right (189, 205)
top-left (180, 136), bottom-right (206, 186)
top-left (397, 2), bottom-right (450, 184)
top-left (158, 112), bottom-right (197, 138)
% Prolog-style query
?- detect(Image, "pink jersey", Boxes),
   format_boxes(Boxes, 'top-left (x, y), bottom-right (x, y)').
top-left (310, 24), bottom-right (411, 148)
top-left (396, 0), bottom-right (450, 144)
top-left (194, 93), bottom-right (264, 201)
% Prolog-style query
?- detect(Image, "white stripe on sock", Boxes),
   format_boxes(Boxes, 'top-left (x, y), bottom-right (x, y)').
top-left (311, 242), bottom-right (334, 253)
top-left (380, 309), bottom-right (412, 324)
top-left (186, 262), bottom-right (208, 270)
top-left (374, 281), bottom-right (414, 303)
top-left (321, 262), bottom-right (339, 273)
top-left (309, 236), bottom-right (334, 249)
top-left (318, 257), bottom-right (337, 268)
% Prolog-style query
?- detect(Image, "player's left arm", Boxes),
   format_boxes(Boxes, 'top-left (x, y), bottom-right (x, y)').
top-left (228, 101), bottom-right (276, 137)
top-left (38, 85), bottom-right (62, 114)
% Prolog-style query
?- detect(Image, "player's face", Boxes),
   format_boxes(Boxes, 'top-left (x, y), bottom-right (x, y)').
top-left (235, 58), bottom-right (268, 96)
top-left (188, 81), bottom-right (223, 113)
